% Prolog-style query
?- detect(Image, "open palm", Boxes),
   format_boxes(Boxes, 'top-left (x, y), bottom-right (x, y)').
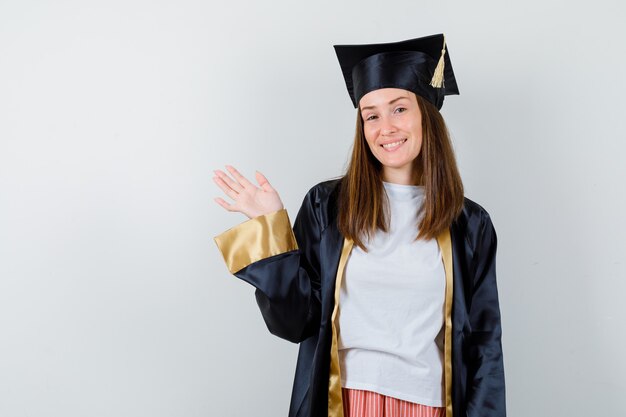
top-left (212, 165), bottom-right (284, 219)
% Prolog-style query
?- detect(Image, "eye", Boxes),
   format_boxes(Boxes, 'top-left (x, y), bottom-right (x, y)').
top-left (365, 114), bottom-right (378, 121)
top-left (394, 107), bottom-right (407, 114)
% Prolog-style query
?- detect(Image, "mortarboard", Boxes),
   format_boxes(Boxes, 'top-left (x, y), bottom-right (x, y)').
top-left (333, 33), bottom-right (459, 110)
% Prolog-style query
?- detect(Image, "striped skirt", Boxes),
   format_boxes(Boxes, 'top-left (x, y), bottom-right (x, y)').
top-left (341, 388), bottom-right (445, 417)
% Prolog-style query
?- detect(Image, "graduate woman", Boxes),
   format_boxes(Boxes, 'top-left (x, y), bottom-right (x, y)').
top-left (212, 34), bottom-right (506, 417)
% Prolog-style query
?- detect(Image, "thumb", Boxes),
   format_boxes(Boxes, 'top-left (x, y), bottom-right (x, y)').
top-left (255, 170), bottom-right (273, 192)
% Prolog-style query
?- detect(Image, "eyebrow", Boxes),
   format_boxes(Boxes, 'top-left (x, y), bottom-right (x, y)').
top-left (360, 96), bottom-right (410, 112)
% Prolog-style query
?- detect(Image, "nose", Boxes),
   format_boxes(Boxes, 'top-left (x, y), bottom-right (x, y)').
top-left (380, 116), bottom-right (397, 135)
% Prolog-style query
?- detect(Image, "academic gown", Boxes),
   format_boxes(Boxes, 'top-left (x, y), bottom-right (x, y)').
top-left (214, 178), bottom-right (506, 417)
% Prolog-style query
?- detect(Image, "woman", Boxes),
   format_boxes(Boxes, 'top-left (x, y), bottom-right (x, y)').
top-left (212, 34), bottom-right (506, 417)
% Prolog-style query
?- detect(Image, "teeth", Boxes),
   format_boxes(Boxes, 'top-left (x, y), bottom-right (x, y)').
top-left (382, 139), bottom-right (406, 149)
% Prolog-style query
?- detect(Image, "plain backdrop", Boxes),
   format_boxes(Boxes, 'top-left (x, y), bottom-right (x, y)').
top-left (1, 0), bottom-right (625, 416)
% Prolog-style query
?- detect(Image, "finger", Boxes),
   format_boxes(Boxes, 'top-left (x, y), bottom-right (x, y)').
top-left (214, 197), bottom-right (235, 212)
top-left (212, 176), bottom-right (239, 201)
top-left (255, 170), bottom-right (274, 192)
top-left (225, 165), bottom-right (255, 189)
top-left (214, 169), bottom-right (244, 193)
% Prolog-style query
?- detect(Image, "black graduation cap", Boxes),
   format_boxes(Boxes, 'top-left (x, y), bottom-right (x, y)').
top-left (334, 33), bottom-right (459, 110)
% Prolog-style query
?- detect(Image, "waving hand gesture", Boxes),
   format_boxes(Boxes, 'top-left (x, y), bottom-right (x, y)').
top-left (212, 165), bottom-right (284, 220)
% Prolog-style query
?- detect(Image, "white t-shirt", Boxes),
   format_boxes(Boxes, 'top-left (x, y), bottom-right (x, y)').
top-left (337, 181), bottom-right (446, 407)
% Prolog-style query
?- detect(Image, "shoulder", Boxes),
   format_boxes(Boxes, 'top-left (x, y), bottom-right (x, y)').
top-left (461, 196), bottom-right (493, 223)
top-left (296, 177), bottom-right (343, 230)
top-left (304, 177), bottom-right (343, 205)
top-left (453, 196), bottom-right (498, 245)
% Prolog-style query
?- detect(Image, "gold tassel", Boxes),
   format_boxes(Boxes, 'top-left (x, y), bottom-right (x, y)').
top-left (429, 34), bottom-right (446, 88)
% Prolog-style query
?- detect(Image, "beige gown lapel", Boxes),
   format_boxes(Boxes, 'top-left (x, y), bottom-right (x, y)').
top-left (437, 227), bottom-right (454, 417)
top-left (328, 237), bottom-right (353, 417)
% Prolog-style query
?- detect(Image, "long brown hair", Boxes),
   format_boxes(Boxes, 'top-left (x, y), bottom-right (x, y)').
top-left (337, 94), bottom-right (464, 251)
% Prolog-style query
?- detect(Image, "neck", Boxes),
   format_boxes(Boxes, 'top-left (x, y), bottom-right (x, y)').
top-left (382, 167), bottom-right (422, 186)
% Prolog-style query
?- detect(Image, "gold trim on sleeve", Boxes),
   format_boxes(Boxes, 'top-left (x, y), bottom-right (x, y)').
top-left (213, 208), bottom-right (298, 274)
top-left (437, 228), bottom-right (454, 417)
top-left (328, 237), bottom-right (353, 417)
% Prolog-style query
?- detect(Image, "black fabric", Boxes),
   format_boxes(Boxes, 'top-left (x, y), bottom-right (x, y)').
top-left (233, 178), bottom-right (506, 417)
top-left (352, 51), bottom-right (444, 110)
top-left (334, 33), bottom-right (460, 109)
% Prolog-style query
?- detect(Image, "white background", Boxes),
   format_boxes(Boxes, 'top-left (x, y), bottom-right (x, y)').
top-left (1, 0), bottom-right (625, 416)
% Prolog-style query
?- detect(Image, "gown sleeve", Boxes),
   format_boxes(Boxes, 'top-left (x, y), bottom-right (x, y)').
top-left (213, 186), bottom-right (322, 344)
top-left (466, 212), bottom-right (507, 416)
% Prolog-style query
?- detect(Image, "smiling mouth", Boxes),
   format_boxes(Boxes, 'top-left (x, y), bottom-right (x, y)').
top-left (381, 138), bottom-right (407, 149)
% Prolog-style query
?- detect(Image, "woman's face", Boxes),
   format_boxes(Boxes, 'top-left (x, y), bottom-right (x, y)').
top-left (359, 88), bottom-right (423, 184)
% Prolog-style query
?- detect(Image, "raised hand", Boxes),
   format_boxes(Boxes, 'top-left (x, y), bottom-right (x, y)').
top-left (212, 165), bottom-right (284, 219)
